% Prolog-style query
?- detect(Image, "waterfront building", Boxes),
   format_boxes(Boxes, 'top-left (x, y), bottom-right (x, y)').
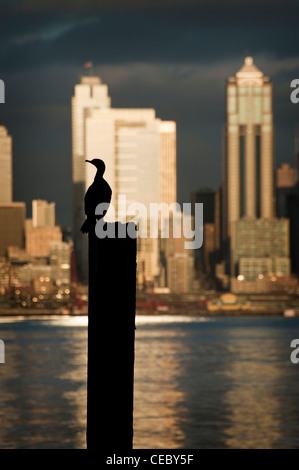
top-left (0, 125), bottom-right (12, 204)
top-left (231, 276), bottom-right (298, 295)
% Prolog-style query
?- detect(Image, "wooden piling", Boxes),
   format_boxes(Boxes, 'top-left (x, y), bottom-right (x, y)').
top-left (87, 222), bottom-right (136, 450)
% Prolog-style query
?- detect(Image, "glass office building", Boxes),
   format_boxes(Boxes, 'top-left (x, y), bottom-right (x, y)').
top-left (72, 76), bottom-right (176, 282)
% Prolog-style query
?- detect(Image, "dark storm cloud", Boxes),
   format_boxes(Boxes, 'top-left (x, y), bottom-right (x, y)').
top-left (1, 0), bottom-right (299, 72)
top-left (14, 0), bottom-right (299, 27)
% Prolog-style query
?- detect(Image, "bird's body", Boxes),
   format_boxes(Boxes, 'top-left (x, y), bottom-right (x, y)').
top-left (80, 159), bottom-right (112, 234)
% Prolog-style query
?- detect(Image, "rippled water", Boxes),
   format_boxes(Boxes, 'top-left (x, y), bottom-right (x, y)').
top-left (0, 316), bottom-right (88, 449)
top-left (0, 315), bottom-right (299, 449)
top-left (134, 315), bottom-right (299, 449)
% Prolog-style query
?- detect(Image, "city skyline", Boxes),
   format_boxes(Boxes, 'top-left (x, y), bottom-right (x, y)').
top-left (1, 1), bottom-right (299, 452)
top-left (1, 57), bottom-right (298, 227)
top-left (0, 1), bottom-right (298, 226)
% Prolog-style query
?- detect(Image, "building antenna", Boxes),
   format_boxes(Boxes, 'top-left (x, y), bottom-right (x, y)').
top-left (84, 61), bottom-right (94, 76)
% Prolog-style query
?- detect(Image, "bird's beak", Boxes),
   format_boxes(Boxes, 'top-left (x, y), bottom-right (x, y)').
top-left (85, 160), bottom-right (91, 163)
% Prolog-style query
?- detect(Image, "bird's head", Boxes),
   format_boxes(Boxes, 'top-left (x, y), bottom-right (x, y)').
top-left (85, 158), bottom-right (106, 176)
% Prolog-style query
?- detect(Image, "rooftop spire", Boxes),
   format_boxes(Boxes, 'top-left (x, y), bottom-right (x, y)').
top-left (236, 56), bottom-right (263, 76)
top-left (235, 56), bottom-right (266, 86)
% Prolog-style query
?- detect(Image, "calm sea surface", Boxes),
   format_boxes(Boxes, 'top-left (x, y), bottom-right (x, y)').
top-left (0, 314), bottom-right (299, 449)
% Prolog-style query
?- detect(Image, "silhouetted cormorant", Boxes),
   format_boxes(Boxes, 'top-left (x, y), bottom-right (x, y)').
top-left (80, 159), bottom-right (112, 234)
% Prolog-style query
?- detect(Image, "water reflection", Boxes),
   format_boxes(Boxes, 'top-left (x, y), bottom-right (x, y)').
top-left (221, 337), bottom-right (282, 448)
top-left (220, 328), bottom-right (299, 449)
top-left (0, 317), bottom-right (87, 449)
top-left (1, 315), bottom-right (299, 449)
top-left (134, 316), bottom-right (299, 449)
top-left (134, 327), bottom-right (189, 448)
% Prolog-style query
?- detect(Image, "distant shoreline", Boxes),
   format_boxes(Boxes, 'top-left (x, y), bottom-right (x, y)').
top-left (0, 309), bottom-right (87, 317)
top-left (0, 308), bottom-right (286, 317)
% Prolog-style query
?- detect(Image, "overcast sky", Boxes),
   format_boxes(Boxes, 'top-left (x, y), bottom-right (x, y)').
top-left (0, 0), bottom-right (299, 227)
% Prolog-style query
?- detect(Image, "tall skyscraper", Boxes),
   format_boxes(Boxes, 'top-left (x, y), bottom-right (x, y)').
top-left (72, 75), bottom-right (177, 282)
top-left (0, 125), bottom-right (12, 203)
top-left (221, 57), bottom-right (292, 287)
top-left (223, 57), bottom-right (274, 242)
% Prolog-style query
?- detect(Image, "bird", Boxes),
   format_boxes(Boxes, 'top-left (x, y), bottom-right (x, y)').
top-left (80, 158), bottom-right (112, 234)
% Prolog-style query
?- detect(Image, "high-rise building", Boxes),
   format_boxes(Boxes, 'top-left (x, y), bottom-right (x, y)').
top-left (223, 57), bottom-right (274, 242)
top-left (32, 200), bottom-right (55, 227)
top-left (0, 125), bottom-right (12, 203)
top-left (221, 57), bottom-right (293, 290)
top-left (0, 203), bottom-right (25, 257)
top-left (72, 75), bottom-right (177, 282)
